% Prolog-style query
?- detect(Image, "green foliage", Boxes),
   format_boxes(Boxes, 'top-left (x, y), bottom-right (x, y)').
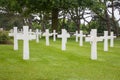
top-left (0, 0), bottom-right (119, 35)
top-left (81, 24), bottom-right (89, 34)
top-left (89, 1), bottom-right (105, 15)
top-left (67, 22), bottom-right (77, 32)
top-left (0, 13), bottom-right (24, 30)
top-left (32, 22), bottom-right (42, 30)
top-left (0, 31), bottom-right (11, 44)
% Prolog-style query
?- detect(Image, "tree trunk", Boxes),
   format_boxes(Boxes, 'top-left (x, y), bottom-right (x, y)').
top-left (105, 10), bottom-right (111, 35)
top-left (76, 19), bottom-right (80, 33)
top-left (52, 8), bottom-right (59, 31)
top-left (111, 0), bottom-right (119, 37)
top-left (76, 23), bottom-right (80, 33)
top-left (62, 14), bottom-right (66, 29)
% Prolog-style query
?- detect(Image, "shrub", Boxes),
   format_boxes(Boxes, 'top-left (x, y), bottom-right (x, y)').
top-left (0, 31), bottom-right (12, 44)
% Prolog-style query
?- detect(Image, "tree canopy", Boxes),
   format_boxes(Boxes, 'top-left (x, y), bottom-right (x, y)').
top-left (0, 0), bottom-right (120, 36)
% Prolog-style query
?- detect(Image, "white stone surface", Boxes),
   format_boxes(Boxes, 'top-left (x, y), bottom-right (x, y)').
top-left (39, 30), bottom-right (42, 38)
top-left (77, 30), bottom-right (86, 46)
top-left (74, 31), bottom-right (79, 42)
top-left (43, 29), bottom-right (52, 46)
top-left (34, 29), bottom-right (42, 43)
top-left (23, 26), bottom-right (29, 60)
top-left (29, 29), bottom-right (35, 40)
top-left (8, 27), bottom-right (19, 50)
top-left (102, 31), bottom-right (110, 51)
top-left (0, 28), bottom-right (3, 31)
top-left (85, 29), bottom-right (103, 60)
top-left (17, 26), bottom-right (35, 60)
top-left (36, 29), bottom-right (39, 43)
top-left (110, 32), bottom-right (116, 47)
top-left (9, 26), bottom-right (36, 60)
top-left (58, 29), bottom-right (70, 51)
top-left (52, 30), bottom-right (58, 41)
top-left (13, 27), bottom-right (18, 50)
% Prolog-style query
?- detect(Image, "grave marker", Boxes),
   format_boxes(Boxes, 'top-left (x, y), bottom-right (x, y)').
top-left (23, 26), bottom-right (29, 60)
top-left (58, 29), bottom-right (70, 50)
top-left (52, 30), bottom-right (58, 41)
top-left (85, 29), bottom-right (103, 60)
top-left (0, 28), bottom-right (3, 31)
top-left (9, 27), bottom-right (20, 50)
top-left (110, 32), bottom-right (116, 47)
top-left (77, 30), bottom-right (86, 46)
top-left (9, 28), bottom-right (23, 50)
top-left (17, 26), bottom-right (36, 60)
top-left (43, 29), bottom-right (52, 46)
top-left (74, 31), bottom-right (79, 42)
top-left (39, 30), bottom-right (42, 38)
top-left (34, 29), bottom-right (41, 43)
top-left (9, 26), bottom-right (36, 60)
top-left (102, 31), bottom-right (110, 51)
top-left (29, 29), bottom-right (35, 40)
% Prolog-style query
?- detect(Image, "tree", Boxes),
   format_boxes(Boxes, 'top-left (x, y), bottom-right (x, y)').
top-left (108, 0), bottom-right (120, 37)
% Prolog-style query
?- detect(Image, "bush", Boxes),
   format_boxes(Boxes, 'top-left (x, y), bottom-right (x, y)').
top-left (0, 31), bottom-right (12, 44)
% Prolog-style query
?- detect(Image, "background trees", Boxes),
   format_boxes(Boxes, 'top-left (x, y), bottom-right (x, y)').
top-left (0, 0), bottom-right (119, 36)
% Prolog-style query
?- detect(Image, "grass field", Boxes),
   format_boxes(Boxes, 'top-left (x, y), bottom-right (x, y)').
top-left (0, 37), bottom-right (120, 80)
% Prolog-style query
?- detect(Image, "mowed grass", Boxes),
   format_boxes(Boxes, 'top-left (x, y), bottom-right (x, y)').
top-left (0, 37), bottom-right (120, 80)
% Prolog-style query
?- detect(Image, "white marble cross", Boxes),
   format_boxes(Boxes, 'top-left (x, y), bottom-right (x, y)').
top-left (74, 31), bottom-right (79, 42)
top-left (29, 29), bottom-right (35, 40)
top-left (52, 30), bottom-right (58, 41)
top-left (85, 29), bottom-right (103, 60)
top-left (17, 26), bottom-right (36, 60)
top-left (39, 30), bottom-right (42, 38)
top-left (77, 30), bottom-right (86, 46)
top-left (34, 29), bottom-right (41, 43)
top-left (109, 32), bottom-right (116, 47)
top-left (22, 26), bottom-right (30, 60)
top-left (102, 31), bottom-right (110, 51)
top-left (9, 26), bottom-right (36, 58)
top-left (43, 29), bottom-right (52, 46)
top-left (58, 29), bottom-right (70, 50)
top-left (9, 27), bottom-right (18, 50)
top-left (9, 27), bottom-right (21, 50)
top-left (0, 28), bottom-right (3, 31)
top-left (14, 26), bottom-right (36, 60)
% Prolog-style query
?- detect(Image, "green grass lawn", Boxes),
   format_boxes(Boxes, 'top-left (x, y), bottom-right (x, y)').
top-left (0, 37), bottom-right (120, 80)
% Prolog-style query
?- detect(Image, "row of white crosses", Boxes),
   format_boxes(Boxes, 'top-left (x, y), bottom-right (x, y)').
top-left (74, 30), bottom-right (86, 46)
top-left (43, 29), bottom-right (58, 46)
top-left (42, 29), bottom-right (70, 50)
top-left (9, 26), bottom-right (36, 60)
top-left (74, 31), bottom-right (79, 42)
top-left (34, 29), bottom-right (42, 43)
top-left (85, 29), bottom-right (116, 60)
top-left (9, 27), bottom-right (70, 60)
top-left (52, 30), bottom-right (58, 41)
top-left (20, 28), bottom-right (42, 43)
top-left (103, 31), bottom-right (116, 51)
top-left (9, 27), bottom-right (116, 60)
